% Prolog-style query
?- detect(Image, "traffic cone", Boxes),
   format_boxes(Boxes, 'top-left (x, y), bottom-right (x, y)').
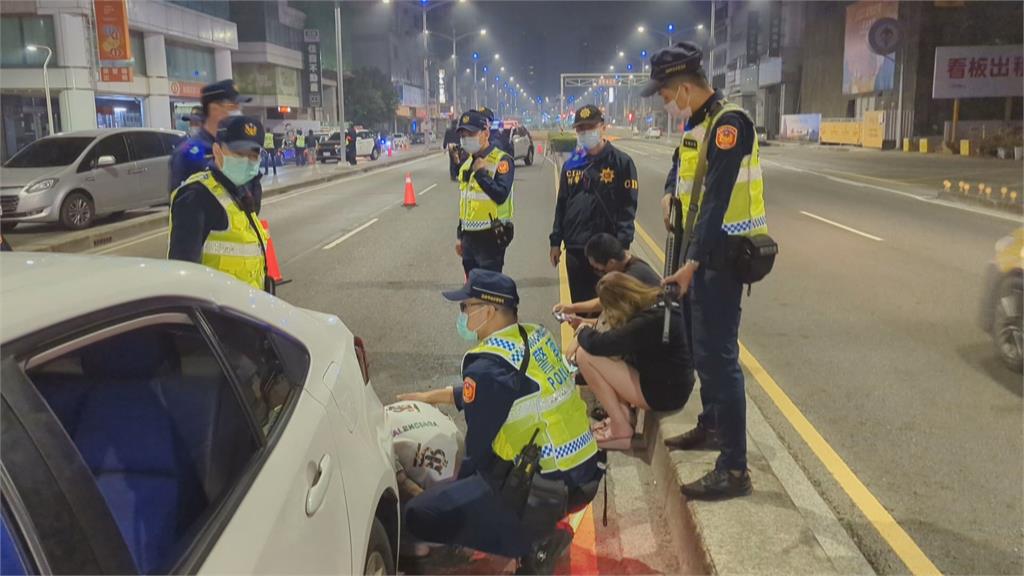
top-left (403, 173), bottom-right (417, 207)
top-left (388, 146), bottom-right (393, 158)
top-left (261, 219), bottom-right (283, 283)
top-left (537, 143), bottom-right (543, 155)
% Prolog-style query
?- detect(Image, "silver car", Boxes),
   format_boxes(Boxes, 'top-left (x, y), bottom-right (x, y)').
top-left (1, 128), bottom-right (186, 230)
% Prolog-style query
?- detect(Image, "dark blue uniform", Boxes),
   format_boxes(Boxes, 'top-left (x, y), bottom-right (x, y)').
top-left (458, 143), bottom-right (515, 274)
top-left (169, 127), bottom-right (263, 209)
top-left (167, 168), bottom-right (260, 263)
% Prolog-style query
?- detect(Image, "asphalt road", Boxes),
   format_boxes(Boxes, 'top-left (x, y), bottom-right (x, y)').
top-left (615, 138), bottom-right (1022, 575)
top-left (96, 138), bottom-right (1022, 575)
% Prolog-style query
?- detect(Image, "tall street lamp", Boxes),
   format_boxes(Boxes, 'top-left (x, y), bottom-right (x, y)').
top-left (429, 27), bottom-right (486, 116)
top-left (26, 44), bottom-right (54, 136)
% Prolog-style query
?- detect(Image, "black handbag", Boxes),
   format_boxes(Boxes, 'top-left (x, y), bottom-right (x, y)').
top-left (491, 214), bottom-right (515, 248)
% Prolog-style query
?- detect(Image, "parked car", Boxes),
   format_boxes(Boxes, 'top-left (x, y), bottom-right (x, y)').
top-left (0, 252), bottom-right (399, 575)
top-left (410, 132), bottom-right (426, 145)
top-left (0, 128), bottom-right (186, 231)
top-left (980, 228), bottom-right (1023, 372)
top-left (318, 130), bottom-right (380, 163)
top-left (510, 125), bottom-right (535, 166)
top-left (644, 127), bottom-right (663, 139)
top-left (756, 126), bottom-right (770, 146)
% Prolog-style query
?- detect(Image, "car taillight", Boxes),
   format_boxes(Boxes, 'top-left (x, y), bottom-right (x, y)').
top-left (353, 336), bottom-right (370, 384)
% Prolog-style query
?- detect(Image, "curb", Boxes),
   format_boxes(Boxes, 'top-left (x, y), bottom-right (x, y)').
top-left (18, 150), bottom-right (440, 254)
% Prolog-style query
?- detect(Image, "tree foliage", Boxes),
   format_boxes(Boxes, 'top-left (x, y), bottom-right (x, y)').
top-left (344, 67), bottom-right (399, 129)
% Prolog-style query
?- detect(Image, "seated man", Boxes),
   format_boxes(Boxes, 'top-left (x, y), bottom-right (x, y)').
top-left (398, 270), bottom-right (604, 575)
top-left (552, 233), bottom-right (661, 320)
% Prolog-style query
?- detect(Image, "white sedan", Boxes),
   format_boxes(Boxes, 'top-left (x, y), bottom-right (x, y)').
top-left (0, 253), bottom-right (398, 575)
top-left (644, 127), bottom-right (663, 139)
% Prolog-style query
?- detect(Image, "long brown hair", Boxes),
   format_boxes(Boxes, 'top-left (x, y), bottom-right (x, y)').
top-left (597, 272), bottom-right (662, 329)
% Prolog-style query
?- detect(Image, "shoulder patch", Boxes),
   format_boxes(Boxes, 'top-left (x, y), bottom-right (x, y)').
top-left (715, 125), bottom-right (738, 150)
top-left (496, 159), bottom-right (510, 175)
top-left (462, 377), bottom-right (477, 404)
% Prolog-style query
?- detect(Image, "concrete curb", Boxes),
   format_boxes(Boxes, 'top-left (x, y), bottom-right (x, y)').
top-left (18, 149), bottom-right (440, 254)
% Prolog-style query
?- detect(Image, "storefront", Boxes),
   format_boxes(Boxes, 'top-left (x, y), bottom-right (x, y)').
top-left (95, 96), bottom-right (144, 129)
top-left (168, 80), bottom-right (205, 131)
top-left (0, 94), bottom-right (60, 162)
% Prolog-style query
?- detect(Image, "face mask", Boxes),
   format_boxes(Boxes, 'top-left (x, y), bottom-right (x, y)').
top-left (663, 85), bottom-right (692, 122)
top-left (221, 154), bottom-right (260, 186)
top-left (228, 109), bottom-right (243, 117)
top-left (577, 129), bottom-right (602, 151)
top-left (456, 306), bottom-right (488, 342)
top-left (188, 126), bottom-right (200, 137)
top-left (461, 135), bottom-right (482, 155)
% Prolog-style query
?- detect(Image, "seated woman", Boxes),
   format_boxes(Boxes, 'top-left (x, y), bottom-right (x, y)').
top-left (569, 272), bottom-right (694, 450)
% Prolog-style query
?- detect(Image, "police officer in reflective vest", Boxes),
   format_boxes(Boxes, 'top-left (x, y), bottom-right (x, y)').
top-left (262, 129), bottom-right (277, 176)
top-left (642, 42), bottom-right (766, 500)
top-left (168, 115), bottom-right (271, 293)
top-left (455, 110), bottom-right (515, 274)
top-left (399, 270), bottom-right (604, 574)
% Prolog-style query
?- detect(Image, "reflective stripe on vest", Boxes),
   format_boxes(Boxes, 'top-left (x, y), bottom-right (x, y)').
top-left (675, 101), bottom-right (768, 237)
top-left (463, 323), bottom-right (598, 473)
top-left (168, 171), bottom-right (267, 289)
top-left (459, 147), bottom-right (514, 231)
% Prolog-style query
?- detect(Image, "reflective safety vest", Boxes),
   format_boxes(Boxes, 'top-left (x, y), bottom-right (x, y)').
top-left (675, 101), bottom-right (767, 237)
top-left (464, 323), bottom-right (598, 473)
top-left (459, 146), bottom-right (514, 232)
top-left (169, 171), bottom-right (268, 290)
top-left (264, 133), bottom-right (275, 148)
top-left (296, 135), bottom-right (306, 147)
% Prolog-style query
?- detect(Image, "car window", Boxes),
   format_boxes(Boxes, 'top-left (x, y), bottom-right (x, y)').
top-left (1, 505), bottom-right (32, 576)
top-left (158, 133), bottom-right (185, 155)
top-left (3, 137), bottom-right (94, 168)
top-left (78, 135), bottom-right (130, 172)
top-left (203, 311), bottom-right (309, 437)
top-left (24, 317), bottom-right (260, 574)
top-left (126, 132), bottom-right (166, 161)
top-left (357, 131), bottom-right (371, 139)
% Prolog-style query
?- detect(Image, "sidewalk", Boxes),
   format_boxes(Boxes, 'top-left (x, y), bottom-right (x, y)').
top-left (10, 146), bottom-right (440, 254)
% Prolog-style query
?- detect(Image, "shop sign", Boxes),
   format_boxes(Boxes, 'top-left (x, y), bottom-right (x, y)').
top-left (169, 80), bottom-right (204, 99)
top-left (304, 28), bottom-right (322, 108)
top-left (95, 0), bottom-right (133, 82)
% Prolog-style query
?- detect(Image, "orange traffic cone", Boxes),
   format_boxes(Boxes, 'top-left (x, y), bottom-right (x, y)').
top-left (403, 173), bottom-right (417, 207)
top-left (537, 143), bottom-right (543, 155)
top-left (388, 146), bottom-right (393, 157)
top-left (261, 219), bottom-right (283, 282)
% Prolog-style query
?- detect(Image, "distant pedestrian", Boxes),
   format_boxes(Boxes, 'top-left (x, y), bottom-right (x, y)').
top-left (295, 130), bottom-right (307, 166)
top-left (262, 129), bottom-right (277, 176)
top-left (443, 120), bottom-right (461, 181)
top-left (306, 129), bottom-right (316, 165)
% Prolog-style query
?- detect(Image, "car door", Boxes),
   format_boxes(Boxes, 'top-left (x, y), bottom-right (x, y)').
top-left (512, 127), bottom-right (528, 159)
top-left (124, 131), bottom-right (170, 207)
top-left (76, 134), bottom-right (134, 213)
top-left (356, 131), bottom-right (372, 155)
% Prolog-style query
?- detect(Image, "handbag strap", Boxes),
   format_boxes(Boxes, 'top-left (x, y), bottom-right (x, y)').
top-left (680, 100), bottom-right (724, 262)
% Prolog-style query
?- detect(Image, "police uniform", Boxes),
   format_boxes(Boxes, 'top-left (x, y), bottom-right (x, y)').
top-left (262, 130), bottom-right (278, 176)
top-left (477, 106), bottom-right (513, 156)
top-left (168, 116), bottom-right (271, 292)
top-left (550, 105), bottom-right (639, 304)
top-left (456, 110), bottom-right (515, 274)
top-left (643, 43), bottom-right (766, 488)
top-left (405, 270), bottom-right (603, 566)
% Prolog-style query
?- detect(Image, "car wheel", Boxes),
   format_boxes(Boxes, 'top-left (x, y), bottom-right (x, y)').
top-left (363, 518), bottom-right (395, 575)
top-left (0, 221), bottom-right (18, 233)
top-left (60, 192), bottom-right (95, 230)
top-left (525, 146), bottom-right (534, 166)
top-left (371, 148), bottom-right (380, 161)
top-left (993, 274), bottom-right (1023, 373)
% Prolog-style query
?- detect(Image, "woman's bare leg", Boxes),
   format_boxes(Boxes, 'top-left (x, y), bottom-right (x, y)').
top-left (576, 348), bottom-right (647, 443)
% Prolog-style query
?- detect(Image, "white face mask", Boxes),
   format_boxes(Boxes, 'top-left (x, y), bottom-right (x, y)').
top-left (461, 135), bottom-right (482, 155)
top-left (577, 129), bottom-right (602, 151)
top-left (228, 109), bottom-right (243, 117)
top-left (663, 85), bottom-right (692, 122)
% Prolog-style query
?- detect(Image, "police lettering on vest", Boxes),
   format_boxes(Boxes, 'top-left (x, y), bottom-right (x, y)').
top-left (459, 147), bottom-right (514, 232)
top-left (675, 102), bottom-right (767, 237)
top-left (168, 171), bottom-right (268, 290)
top-left (463, 323), bottom-right (597, 472)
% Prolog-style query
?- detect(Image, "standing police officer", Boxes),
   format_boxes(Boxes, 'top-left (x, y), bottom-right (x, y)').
top-left (477, 106), bottom-right (513, 156)
top-left (643, 42), bottom-right (767, 500)
top-left (168, 116), bottom-right (272, 293)
top-left (455, 109), bottom-right (515, 274)
top-left (549, 104), bottom-right (639, 304)
top-left (399, 270), bottom-right (603, 574)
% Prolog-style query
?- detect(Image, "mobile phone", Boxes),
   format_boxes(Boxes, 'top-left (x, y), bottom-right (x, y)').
top-left (552, 310), bottom-right (568, 323)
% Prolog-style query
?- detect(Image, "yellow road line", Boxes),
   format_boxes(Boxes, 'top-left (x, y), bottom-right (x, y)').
top-left (550, 158), bottom-right (574, 346)
top-left (633, 221), bottom-right (941, 576)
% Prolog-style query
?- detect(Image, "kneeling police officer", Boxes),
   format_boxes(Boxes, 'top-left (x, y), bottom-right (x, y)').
top-left (399, 270), bottom-right (604, 574)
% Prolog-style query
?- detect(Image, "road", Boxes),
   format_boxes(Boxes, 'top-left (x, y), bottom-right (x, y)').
top-left (92, 139), bottom-right (1022, 575)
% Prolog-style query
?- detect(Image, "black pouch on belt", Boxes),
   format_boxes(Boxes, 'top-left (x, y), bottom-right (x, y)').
top-left (726, 234), bottom-right (779, 284)
top-left (490, 214), bottom-right (515, 248)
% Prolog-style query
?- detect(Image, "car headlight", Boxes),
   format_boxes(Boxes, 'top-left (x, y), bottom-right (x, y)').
top-left (25, 178), bottom-right (58, 193)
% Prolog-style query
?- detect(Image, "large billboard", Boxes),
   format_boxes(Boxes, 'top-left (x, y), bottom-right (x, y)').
top-left (843, 1), bottom-right (898, 95)
top-left (932, 45), bottom-right (1024, 99)
top-left (95, 0), bottom-right (133, 82)
top-left (780, 114), bottom-right (821, 143)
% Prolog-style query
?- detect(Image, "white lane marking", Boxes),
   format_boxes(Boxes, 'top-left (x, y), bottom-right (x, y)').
top-left (419, 183), bottom-right (438, 196)
top-left (322, 218), bottom-right (378, 250)
top-left (93, 228), bottom-right (168, 254)
top-left (799, 210), bottom-right (884, 242)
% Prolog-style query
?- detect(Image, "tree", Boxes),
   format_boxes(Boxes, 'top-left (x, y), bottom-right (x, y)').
top-left (344, 67), bottom-right (400, 130)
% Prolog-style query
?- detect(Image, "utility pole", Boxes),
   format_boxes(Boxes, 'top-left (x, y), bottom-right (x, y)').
top-left (335, 3), bottom-right (346, 129)
top-left (422, 8), bottom-right (430, 131)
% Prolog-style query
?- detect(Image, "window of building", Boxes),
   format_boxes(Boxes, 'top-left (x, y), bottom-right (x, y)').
top-left (130, 31), bottom-right (147, 77)
top-left (1, 16), bottom-right (56, 68)
top-left (168, 0), bottom-right (230, 20)
top-left (166, 43), bottom-right (215, 83)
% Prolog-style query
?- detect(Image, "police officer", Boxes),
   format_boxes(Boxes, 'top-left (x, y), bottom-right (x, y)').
top-left (294, 129), bottom-right (307, 166)
top-left (398, 270), bottom-right (604, 574)
top-left (443, 119), bottom-right (462, 181)
top-left (643, 42), bottom-right (766, 500)
top-left (345, 124), bottom-right (357, 166)
top-left (477, 106), bottom-right (513, 156)
top-left (168, 116), bottom-right (272, 293)
top-left (455, 109), bottom-right (515, 274)
top-left (262, 127), bottom-right (278, 176)
top-left (549, 104), bottom-right (639, 304)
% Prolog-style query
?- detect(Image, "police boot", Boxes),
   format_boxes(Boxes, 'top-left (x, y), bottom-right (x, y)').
top-left (515, 525), bottom-right (573, 575)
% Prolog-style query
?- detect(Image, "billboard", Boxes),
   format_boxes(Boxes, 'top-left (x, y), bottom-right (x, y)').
top-left (304, 29), bottom-right (323, 108)
top-left (861, 110), bottom-right (885, 149)
top-left (843, 1), bottom-right (897, 95)
top-left (821, 119), bottom-right (862, 145)
top-left (932, 45), bottom-right (1024, 99)
top-left (780, 114), bottom-right (821, 142)
top-left (95, 0), bottom-right (133, 82)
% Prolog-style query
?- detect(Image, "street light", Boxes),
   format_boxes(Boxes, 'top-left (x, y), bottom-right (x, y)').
top-left (26, 44), bottom-right (53, 136)
top-left (428, 26), bottom-right (486, 116)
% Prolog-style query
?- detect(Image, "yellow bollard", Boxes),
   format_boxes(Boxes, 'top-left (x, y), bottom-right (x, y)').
top-left (903, 138), bottom-right (911, 152)
top-left (978, 183), bottom-right (986, 196)
top-left (960, 181), bottom-right (968, 194)
top-left (985, 186), bottom-right (993, 200)
top-left (919, 139), bottom-right (929, 153)
top-left (964, 184), bottom-right (972, 194)
top-left (1012, 191), bottom-right (1019, 203)
top-left (943, 180), bottom-right (952, 193)
top-left (959, 140), bottom-right (971, 156)
top-left (1001, 187), bottom-right (1009, 201)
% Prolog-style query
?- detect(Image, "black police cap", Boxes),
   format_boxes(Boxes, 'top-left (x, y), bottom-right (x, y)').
top-left (216, 115), bottom-right (264, 153)
top-left (457, 110), bottom-right (489, 134)
top-left (573, 104), bottom-right (604, 127)
top-left (477, 106), bottom-right (495, 121)
top-left (201, 79), bottom-right (252, 106)
top-left (641, 41), bottom-right (705, 97)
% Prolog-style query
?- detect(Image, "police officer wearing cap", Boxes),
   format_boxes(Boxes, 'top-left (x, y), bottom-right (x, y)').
top-left (642, 42), bottom-right (767, 500)
top-left (455, 109), bottom-right (516, 274)
top-left (477, 106), bottom-right (513, 156)
top-left (398, 269), bottom-right (603, 573)
top-left (549, 104), bottom-right (639, 304)
top-left (168, 115), bottom-right (273, 293)
top-left (168, 80), bottom-right (262, 207)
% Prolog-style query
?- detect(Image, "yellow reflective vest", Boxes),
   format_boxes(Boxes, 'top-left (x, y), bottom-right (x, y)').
top-left (168, 171), bottom-right (268, 290)
top-left (675, 101), bottom-right (767, 237)
top-left (459, 146), bottom-right (514, 232)
top-left (296, 135), bottom-right (306, 147)
top-left (264, 132), bottom-right (275, 148)
top-left (465, 323), bottom-right (598, 473)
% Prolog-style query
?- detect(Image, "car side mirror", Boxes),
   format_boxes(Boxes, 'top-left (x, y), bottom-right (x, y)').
top-left (96, 155), bottom-right (116, 167)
